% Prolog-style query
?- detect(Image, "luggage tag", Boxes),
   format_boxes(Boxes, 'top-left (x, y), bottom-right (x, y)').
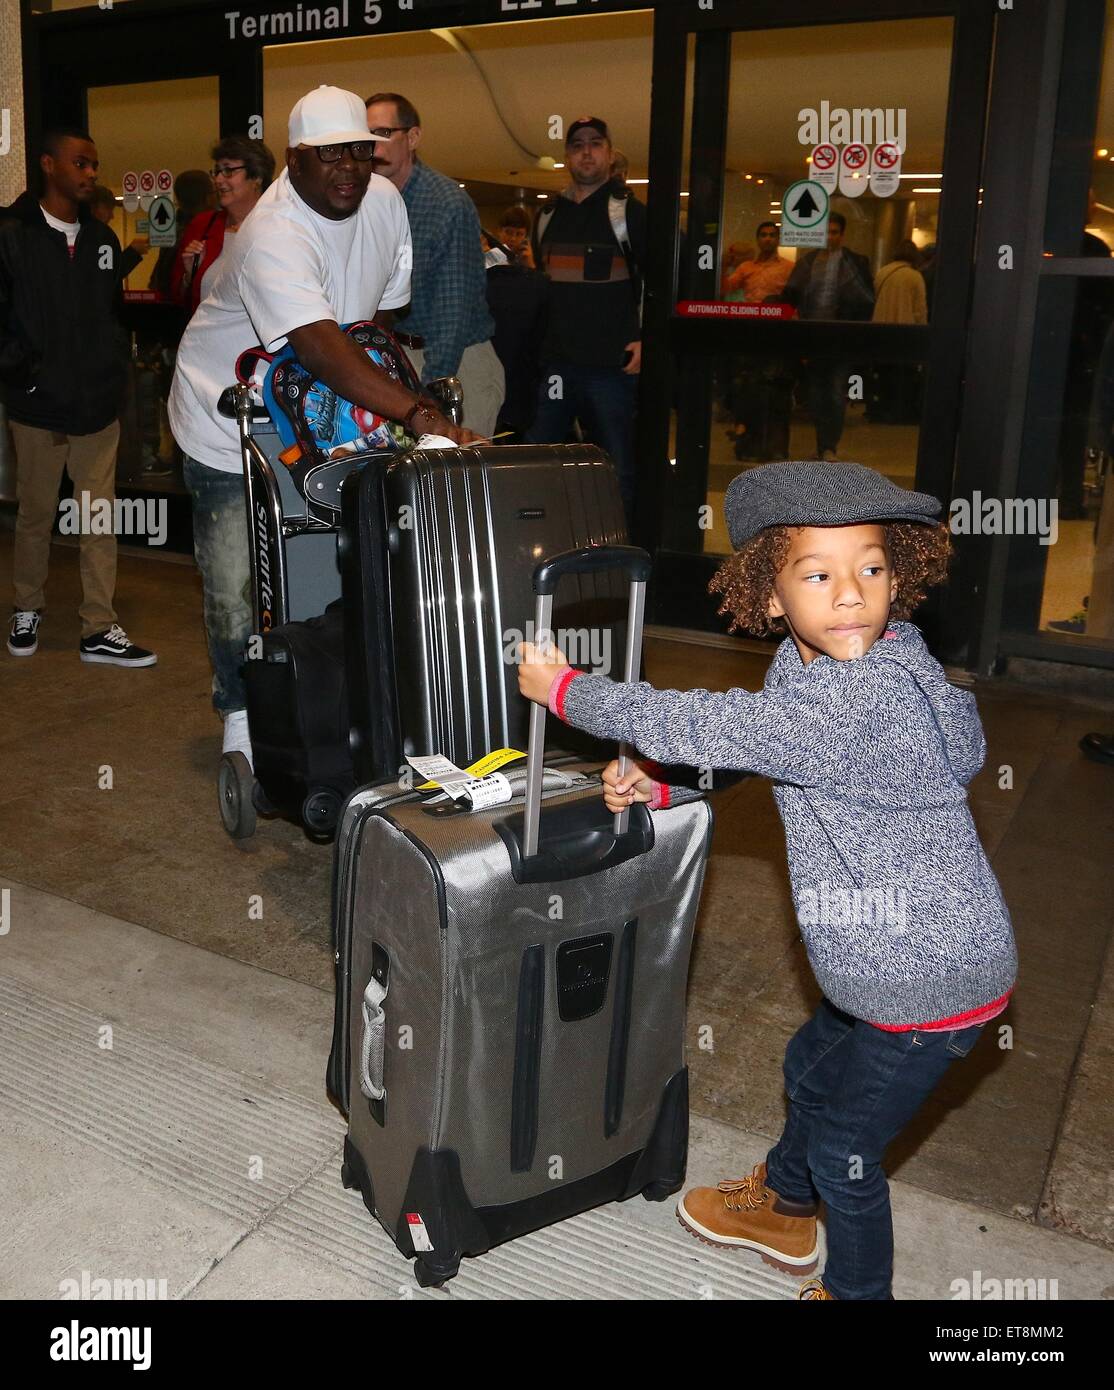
top-left (406, 752), bottom-right (520, 814)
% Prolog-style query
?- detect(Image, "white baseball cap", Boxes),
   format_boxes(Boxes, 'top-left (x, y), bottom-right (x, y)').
top-left (288, 86), bottom-right (385, 147)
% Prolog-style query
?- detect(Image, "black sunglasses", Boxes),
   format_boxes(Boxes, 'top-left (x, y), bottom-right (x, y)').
top-left (312, 142), bottom-right (376, 164)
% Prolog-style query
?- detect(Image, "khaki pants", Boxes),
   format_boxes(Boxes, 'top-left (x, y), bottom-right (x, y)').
top-left (409, 338), bottom-right (506, 439)
top-left (10, 419), bottom-right (119, 637)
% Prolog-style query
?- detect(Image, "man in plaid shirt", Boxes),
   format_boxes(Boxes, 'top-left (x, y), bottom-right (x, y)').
top-left (365, 92), bottom-right (504, 436)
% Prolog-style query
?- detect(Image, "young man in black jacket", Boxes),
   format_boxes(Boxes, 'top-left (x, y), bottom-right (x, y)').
top-left (0, 128), bottom-right (155, 664)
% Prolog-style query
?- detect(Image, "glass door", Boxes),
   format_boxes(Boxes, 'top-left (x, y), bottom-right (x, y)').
top-left (639, 0), bottom-right (994, 635)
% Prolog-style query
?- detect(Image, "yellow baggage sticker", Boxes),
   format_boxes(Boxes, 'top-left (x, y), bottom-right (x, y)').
top-left (415, 747), bottom-right (526, 791)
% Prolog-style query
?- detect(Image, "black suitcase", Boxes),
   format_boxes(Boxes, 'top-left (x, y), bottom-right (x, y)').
top-left (241, 604), bottom-right (356, 839)
top-left (329, 546), bottom-right (713, 1287)
top-left (338, 443), bottom-right (629, 785)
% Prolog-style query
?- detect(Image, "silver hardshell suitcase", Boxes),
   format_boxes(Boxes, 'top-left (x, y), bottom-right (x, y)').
top-left (328, 546), bottom-right (713, 1288)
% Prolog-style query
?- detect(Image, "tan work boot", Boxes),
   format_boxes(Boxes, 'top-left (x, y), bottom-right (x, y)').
top-left (676, 1162), bottom-right (819, 1274)
top-left (798, 1278), bottom-right (835, 1300)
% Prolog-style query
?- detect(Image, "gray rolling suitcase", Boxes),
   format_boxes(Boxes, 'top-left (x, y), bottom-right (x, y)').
top-left (339, 443), bottom-right (629, 787)
top-left (329, 546), bottom-right (713, 1288)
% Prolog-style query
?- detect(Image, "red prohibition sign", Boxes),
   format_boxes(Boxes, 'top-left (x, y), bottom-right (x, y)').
top-left (842, 144), bottom-right (868, 170)
top-left (874, 143), bottom-right (900, 169)
top-left (122, 172), bottom-right (138, 194)
top-left (139, 170), bottom-right (155, 193)
top-left (813, 143), bottom-right (837, 171)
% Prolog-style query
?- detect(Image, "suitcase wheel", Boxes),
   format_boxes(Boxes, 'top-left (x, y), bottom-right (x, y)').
top-left (641, 1180), bottom-right (680, 1203)
top-left (218, 752), bottom-right (257, 840)
top-left (340, 1161), bottom-right (356, 1191)
top-left (302, 788), bottom-right (341, 839)
top-left (414, 1256), bottom-right (458, 1290)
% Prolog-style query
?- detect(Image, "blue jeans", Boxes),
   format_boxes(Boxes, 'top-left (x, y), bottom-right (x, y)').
top-left (765, 999), bottom-right (985, 1300)
top-left (183, 455), bottom-right (252, 716)
top-left (526, 363), bottom-right (638, 523)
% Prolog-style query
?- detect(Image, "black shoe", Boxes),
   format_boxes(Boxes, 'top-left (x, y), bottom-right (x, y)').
top-left (8, 610), bottom-right (40, 657)
top-left (1080, 732), bottom-right (1114, 766)
top-left (79, 624), bottom-right (157, 667)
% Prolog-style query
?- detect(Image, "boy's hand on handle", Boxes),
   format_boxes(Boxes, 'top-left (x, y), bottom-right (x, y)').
top-left (517, 640), bottom-right (569, 706)
top-left (602, 758), bottom-right (654, 813)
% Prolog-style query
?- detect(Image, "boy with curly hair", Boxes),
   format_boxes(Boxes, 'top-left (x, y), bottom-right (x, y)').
top-left (518, 460), bottom-right (1017, 1302)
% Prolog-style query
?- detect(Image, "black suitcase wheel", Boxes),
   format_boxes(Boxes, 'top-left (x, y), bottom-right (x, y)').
top-left (641, 1180), bottom-right (679, 1203)
top-left (302, 788), bottom-right (341, 839)
top-left (414, 1257), bottom-right (457, 1290)
top-left (340, 1161), bottom-right (356, 1191)
top-left (218, 752), bottom-right (257, 840)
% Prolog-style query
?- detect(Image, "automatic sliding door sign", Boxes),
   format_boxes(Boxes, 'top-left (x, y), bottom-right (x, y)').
top-left (780, 179), bottom-right (829, 249)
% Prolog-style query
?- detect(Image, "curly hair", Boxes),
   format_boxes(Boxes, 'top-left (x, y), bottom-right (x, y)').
top-left (708, 521), bottom-right (953, 637)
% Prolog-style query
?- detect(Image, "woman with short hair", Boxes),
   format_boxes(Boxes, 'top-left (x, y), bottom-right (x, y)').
top-left (170, 136), bottom-right (275, 316)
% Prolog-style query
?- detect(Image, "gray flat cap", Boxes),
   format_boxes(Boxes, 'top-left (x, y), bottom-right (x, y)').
top-left (724, 460), bottom-right (942, 549)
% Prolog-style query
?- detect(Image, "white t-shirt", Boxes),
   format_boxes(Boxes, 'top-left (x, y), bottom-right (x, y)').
top-left (41, 205), bottom-right (80, 249)
top-left (169, 169), bottom-right (412, 472)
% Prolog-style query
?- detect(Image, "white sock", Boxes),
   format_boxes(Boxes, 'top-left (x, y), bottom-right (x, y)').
top-left (222, 708), bottom-right (254, 771)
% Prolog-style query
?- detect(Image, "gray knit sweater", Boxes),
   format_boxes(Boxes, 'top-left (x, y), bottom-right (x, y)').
top-left (557, 621), bottom-right (1017, 1025)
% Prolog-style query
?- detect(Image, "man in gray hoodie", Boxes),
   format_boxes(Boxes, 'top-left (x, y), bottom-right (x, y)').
top-left (519, 460), bottom-right (1018, 1301)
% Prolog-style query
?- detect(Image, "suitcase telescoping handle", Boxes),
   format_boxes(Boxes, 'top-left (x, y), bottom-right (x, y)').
top-left (522, 545), bottom-right (652, 859)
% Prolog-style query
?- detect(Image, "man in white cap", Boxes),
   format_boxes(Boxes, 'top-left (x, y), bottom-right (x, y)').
top-left (169, 85), bottom-right (474, 769)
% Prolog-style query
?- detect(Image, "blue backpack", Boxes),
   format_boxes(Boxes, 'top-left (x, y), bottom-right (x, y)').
top-left (236, 320), bottom-right (422, 471)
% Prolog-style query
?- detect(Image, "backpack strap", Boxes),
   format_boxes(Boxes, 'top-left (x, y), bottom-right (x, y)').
top-left (608, 191), bottom-right (643, 326)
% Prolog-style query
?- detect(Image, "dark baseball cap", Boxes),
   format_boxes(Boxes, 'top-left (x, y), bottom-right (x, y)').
top-left (566, 117), bottom-right (610, 144)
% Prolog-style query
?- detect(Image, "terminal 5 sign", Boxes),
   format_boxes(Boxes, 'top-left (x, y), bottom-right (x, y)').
top-left (219, 0), bottom-right (650, 44)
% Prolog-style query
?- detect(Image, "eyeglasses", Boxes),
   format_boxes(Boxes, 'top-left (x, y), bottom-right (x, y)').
top-left (211, 164), bottom-right (247, 178)
top-left (367, 126), bottom-right (413, 139)
top-left (313, 142), bottom-right (376, 163)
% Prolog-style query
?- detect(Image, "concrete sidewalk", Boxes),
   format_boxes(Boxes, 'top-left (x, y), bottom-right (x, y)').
top-left (2, 877), bottom-right (1110, 1302)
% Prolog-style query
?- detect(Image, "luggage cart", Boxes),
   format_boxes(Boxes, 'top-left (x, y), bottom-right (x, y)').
top-left (215, 376), bottom-right (463, 841)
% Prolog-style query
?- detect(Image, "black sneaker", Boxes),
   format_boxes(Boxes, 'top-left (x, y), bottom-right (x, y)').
top-left (79, 624), bottom-right (157, 667)
top-left (8, 610), bottom-right (40, 657)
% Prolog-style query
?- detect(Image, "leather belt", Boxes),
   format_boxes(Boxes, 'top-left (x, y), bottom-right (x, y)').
top-left (393, 331), bottom-right (424, 349)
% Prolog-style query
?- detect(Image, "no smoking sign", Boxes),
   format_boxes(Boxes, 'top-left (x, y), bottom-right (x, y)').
top-left (810, 143), bottom-right (838, 192)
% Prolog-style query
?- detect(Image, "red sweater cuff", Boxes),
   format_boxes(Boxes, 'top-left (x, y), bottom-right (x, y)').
top-left (547, 667), bottom-right (580, 720)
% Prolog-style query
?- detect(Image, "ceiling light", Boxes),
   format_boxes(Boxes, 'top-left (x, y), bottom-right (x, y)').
top-left (744, 173), bottom-right (752, 180)
top-left (554, 163), bottom-right (564, 169)
top-left (536, 193), bottom-right (547, 199)
top-left (458, 183), bottom-right (465, 188)
top-left (911, 187), bottom-right (941, 193)
top-left (1099, 148), bottom-right (1109, 157)
top-left (627, 177), bottom-right (649, 185)
top-left (680, 191), bottom-right (689, 197)
top-left (756, 178), bottom-right (765, 185)
top-left (898, 173), bottom-right (941, 179)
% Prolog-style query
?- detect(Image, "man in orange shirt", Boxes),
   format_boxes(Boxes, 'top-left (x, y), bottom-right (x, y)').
top-left (724, 220), bottom-right (793, 303)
